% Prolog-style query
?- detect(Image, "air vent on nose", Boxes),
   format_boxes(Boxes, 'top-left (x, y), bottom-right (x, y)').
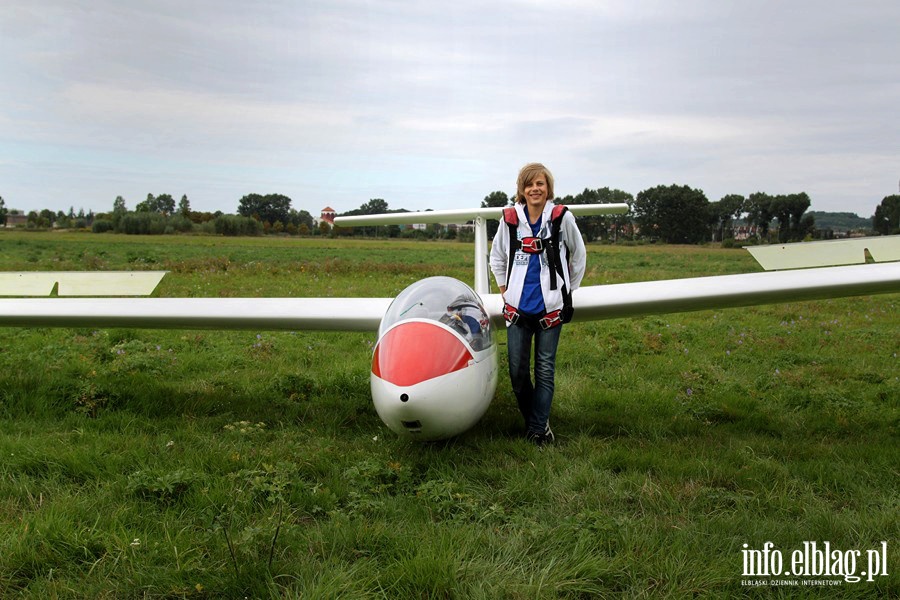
top-left (401, 420), bottom-right (422, 432)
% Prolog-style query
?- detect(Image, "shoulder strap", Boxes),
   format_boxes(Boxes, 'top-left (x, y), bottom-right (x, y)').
top-left (550, 205), bottom-right (574, 321)
top-left (546, 205), bottom-right (569, 291)
top-left (503, 206), bottom-right (519, 286)
top-left (550, 204), bottom-right (568, 223)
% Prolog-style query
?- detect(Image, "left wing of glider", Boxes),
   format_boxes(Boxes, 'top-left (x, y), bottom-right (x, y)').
top-left (0, 272), bottom-right (168, 296)
top-left (0, 270), bottom-right (390, 331)
top-left (0, 297), bottom-right (391, 331)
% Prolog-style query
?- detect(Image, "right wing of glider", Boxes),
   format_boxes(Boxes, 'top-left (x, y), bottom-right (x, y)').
top-left (482, 262), bottom-right (900, 325)
top-left (747, 236), bottom-right (900, 270)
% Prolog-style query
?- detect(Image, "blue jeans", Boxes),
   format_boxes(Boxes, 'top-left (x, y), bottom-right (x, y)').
top-left (506, 319), bottom-right (562, 436)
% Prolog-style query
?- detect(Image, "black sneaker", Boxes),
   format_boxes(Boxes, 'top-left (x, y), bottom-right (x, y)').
top-left (543, 422), bottom-right (555, 444)
top-left (525, 430), bottom-right (544, 447)
top-left (525, 424), bottom-right (555, 448)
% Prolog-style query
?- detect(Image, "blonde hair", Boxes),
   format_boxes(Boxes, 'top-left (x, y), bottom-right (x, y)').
top-left (516, 163), bottom-right (555, 204)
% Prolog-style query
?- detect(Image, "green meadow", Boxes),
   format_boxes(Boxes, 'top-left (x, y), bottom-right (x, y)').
top-left (0, 231), bottom-right (897, 598)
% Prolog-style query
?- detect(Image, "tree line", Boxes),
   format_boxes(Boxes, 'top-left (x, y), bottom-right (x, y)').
top-left (483, 187), bottom-right (898, 243)
top-left (2, 189), bottom-right (897, 242)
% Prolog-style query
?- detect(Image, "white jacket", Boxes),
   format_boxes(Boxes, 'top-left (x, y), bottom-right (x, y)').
top-left (489, 202), bottom-right (586, 314)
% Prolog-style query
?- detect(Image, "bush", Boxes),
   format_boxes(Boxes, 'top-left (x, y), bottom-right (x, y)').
top-left (117, 212), bottom-right (167, 235)
top-left (725, 238), bottom-right (759, 248)
top-left (169, 215), bottom-right (194, 233)
top-left (213, 215), bottom-right (262, 236)
top-left (401, 228), bottom-right (428, 240)
top-left (91, 219), bottom-right (114, 233)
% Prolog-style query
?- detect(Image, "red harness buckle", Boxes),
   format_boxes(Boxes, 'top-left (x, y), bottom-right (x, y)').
top-left (520, 237), bottom-right (544, 254)
top-left (503, 303), bottom-right (520, 325)
top-left (539, 309), bottom-right (563, 330)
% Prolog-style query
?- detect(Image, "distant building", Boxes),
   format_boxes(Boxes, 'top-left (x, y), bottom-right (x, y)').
top-left (320, 207), bottom-right (336, 225)
top-left (733, 225), bottom-right (754, 241)
top-left (4, 211), bottom-right (28, 227)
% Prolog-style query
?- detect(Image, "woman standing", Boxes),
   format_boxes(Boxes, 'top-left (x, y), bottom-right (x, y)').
top-left (490, 163), bottom-right (586, 446)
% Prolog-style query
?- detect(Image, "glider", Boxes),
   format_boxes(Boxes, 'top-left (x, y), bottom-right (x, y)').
top-left (1, 205), bottom-right (898, 441)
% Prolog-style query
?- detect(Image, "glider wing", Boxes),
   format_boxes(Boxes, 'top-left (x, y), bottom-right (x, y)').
top-left (0, 271), bottom-right (168, 297)
top-left (481, 262), bottom-right (900, 325)
top-left (0, 297), bottom-right (391, 331)
top-left (747, 237), bottom-right (900, 270)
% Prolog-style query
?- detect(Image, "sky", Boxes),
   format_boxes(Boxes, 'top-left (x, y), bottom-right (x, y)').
top-left (1, 0), bottom-right (898, 218)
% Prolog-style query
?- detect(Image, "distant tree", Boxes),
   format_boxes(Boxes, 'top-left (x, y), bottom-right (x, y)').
top-left (634, 184), bottom-right (710, 244)
top-left (288, 208), bottom-right (314, 231)
top-left (482, 191), bottom-right (511, 208)
top-left (873, 195), bottom-right (900, 235)
top-left (771, 192), bottom-right (813, 242)
top-left (709, 194), bottom-right (745, 242)
top-left (39, 209), bottom-right (56, 228)
top-left (566, 187), bottom-right (634, 242)
top-left (156, 194), bottom-right (176, 215)
top-left (598, 188), bottom-right (634, 243)
top-left (237, 193), bottom-right (292, 225)
top-left (0, 195), bottom-right (6, 226)
top-left (360, 198), bottom-right (389, 215)
top-left (744, 192), bottom-right (776, 241)
top-left (482, 191), bottom-right (511, 237)
top-left (338, 199), bottom-right (401, 237)
top-left (178, 194), bottom-right (191, 217)
top-left (113, 196), bottom-right (127, 214)
top-left (136, 193), bottom-right (176, 215)
top-left (135, 194), bottom-right (155, 213)
top-left (566, 189), bottom-right (603, 242)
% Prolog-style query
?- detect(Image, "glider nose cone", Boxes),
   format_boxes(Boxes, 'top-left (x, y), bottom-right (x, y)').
top-left (370, 320), bottom-right (497, 441)
top-left (372, 321), bottom-right (473, 386)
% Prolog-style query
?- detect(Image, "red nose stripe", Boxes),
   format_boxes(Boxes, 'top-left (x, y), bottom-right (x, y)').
top-left (372, 321), bottom-right (473, 386)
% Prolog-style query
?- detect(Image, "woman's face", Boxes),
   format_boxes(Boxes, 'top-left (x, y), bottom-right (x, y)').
top-left (523, 175), bottom-right (548, 211)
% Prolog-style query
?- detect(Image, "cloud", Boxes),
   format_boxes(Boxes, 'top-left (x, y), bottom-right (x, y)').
top-left (1, 0), bottom-right (898, 215)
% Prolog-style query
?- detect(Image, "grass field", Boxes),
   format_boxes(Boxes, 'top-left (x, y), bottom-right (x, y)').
top-left (0, 231), bottom-right (897, 598)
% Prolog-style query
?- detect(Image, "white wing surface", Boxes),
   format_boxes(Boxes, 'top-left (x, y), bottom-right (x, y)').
top-left (2, 264), bottom-right (897, 331)
top-left (481, 263), bottom-right (900, 325)
top-left (333, 203), bottom-right (629, 226)
top-left (0, 297), bottom-right (391, 331)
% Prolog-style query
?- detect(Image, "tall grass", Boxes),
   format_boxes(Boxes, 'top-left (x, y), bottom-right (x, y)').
top-left (0, 231), bottom-right (897, 597)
